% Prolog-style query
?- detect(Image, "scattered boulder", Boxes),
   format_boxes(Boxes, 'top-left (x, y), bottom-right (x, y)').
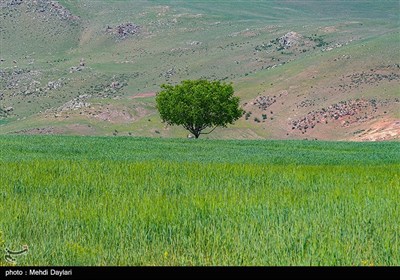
top-left (110, 81), bottom-right (122, 89)
top-left (47, 78), bottom-right (64, 90)
top-left (26, 0), bottom-right (80, 22)
top-left (107, 23), bottom-right (141, 40)
top-left (69, 58), bottom-right (86, 73)
top-left (0, 106), bottom-right (13, 117)
top-left (163, 68), bottom-right (176, 78)
top-left (3, 0), bottom-right (80, 22)
top-left (187, 41), bottom-right (202, 46)
top-left (338, 69), bottom-right (400, 93)
top-left (3, 0), bottom-right (23, 7)
top-left (58, 96), bottom-right (90, 111)
top-left (290, 98), bottom-right (399, 132)
top-left (69, 66), bottom-right (82, 73)
top-left (253, 95), bottom-right (276, 110)
top-left (0, 68), bottom-right (41, 91)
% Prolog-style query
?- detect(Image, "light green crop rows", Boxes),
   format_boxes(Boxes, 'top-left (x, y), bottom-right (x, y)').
top-left (0, 136), bottom-right (399, 265)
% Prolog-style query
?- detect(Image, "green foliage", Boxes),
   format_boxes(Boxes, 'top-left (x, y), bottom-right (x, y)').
top-left (307, 34), bottom-right (329, 47)
top-left (0, 230), bottom-right (4, 249)
top-left (0, 136), bottom-right (399, 265)
top-left (156, 80), bottom-right (244, 138)
top-left (0, 230), bottom-right (7, 266)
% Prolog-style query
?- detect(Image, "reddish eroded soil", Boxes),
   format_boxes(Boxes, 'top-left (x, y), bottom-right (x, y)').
top-left (350, 119), bottom-right (400, 141)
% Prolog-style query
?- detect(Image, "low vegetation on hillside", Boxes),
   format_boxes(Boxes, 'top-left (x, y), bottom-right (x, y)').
top-left (0, 0), bottom-right (398, 140)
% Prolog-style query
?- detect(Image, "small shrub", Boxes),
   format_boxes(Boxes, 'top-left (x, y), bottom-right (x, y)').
top-left (245, 111), bottom-right (252, 119)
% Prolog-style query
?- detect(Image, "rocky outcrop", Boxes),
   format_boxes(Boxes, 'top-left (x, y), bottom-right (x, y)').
top-left (0, 68), bottom-right (41, 91)
top-left (0, 68), bottom-right (67, 96)
top-left (279, 31), bottom-right (302, 49)
top-left (253, 95), bottom-right (276, 110)
top-left (290, 98), bottom-right (400, 133)
top-left (2, 0), bottom-right (80, 22)
top-left (106, 23), bottom-right (141, 40)
top-left (0, 106), bottom-right (13, 117)
top-left (58, 95), bottom-right (91, 111)
top-left (0, 0), bottom-right (22, 8)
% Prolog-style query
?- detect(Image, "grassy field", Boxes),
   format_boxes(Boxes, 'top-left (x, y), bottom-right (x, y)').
top-left (0, 135), bottom-right (399, 266)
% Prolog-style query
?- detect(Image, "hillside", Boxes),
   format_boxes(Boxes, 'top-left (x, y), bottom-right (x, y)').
top-left (0, 0), bottom-right (399, 140)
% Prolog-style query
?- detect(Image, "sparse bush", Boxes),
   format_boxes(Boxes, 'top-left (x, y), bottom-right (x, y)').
top-left (245, 111), bottom-right (252, 120)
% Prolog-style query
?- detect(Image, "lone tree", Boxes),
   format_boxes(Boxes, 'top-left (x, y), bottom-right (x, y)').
top-left (156, 79), bottom-right (244, 138)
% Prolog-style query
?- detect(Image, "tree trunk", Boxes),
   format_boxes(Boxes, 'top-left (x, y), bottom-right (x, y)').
top-left (188, 126), bottom-right (201, 139)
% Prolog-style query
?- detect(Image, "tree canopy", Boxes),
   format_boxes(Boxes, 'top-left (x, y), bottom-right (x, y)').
top-left (156, 79), bottom-right (244, 138)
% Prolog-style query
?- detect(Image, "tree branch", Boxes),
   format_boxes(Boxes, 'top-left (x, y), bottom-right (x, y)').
top-left (200, 126), bottom-right (218, 135)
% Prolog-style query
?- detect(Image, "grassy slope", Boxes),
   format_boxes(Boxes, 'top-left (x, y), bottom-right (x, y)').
top-left (0, 1), bottom-right (399, 140)
top-left (0, 135), bottom-right (399, 265)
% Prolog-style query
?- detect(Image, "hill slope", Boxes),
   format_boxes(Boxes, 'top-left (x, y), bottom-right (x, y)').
top-left (0, 0), bottom-right (399, 140)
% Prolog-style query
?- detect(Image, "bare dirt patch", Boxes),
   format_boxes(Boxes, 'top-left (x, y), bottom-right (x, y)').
top-left (130, 92), bottom-right (156, 99)
top-left (351, 119), bottom-right (400, 141)
top-left (320, 26), bottom-right (337, 33)
top-left (10, 126), bottom-right (63, 135)
top-left (92, 107), bottom-right (134, 123)
top-left (65, 124), bottom-right (95, 135)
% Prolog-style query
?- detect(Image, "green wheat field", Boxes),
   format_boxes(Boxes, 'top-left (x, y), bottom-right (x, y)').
top-left (0, 136), bottom-right (399, 266)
